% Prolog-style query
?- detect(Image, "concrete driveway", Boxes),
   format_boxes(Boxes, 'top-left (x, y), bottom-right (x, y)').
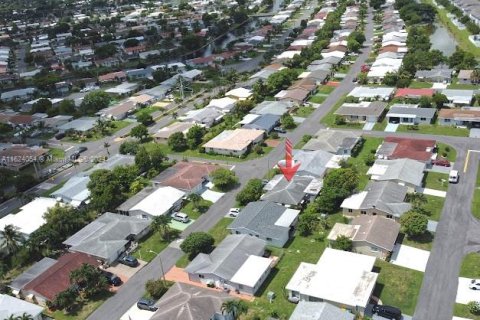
top-left (200, 189), bottom-right (224, 203)
top-left (456, 277), bottom-right (480, 304)
top-left (470, 128), bottom-right (480, 138)
top-left (106, 260), bottom-right (147, 281)
top-left (120, 303), bottom-right (156, 320)
top-left (169, 219), bottom-right (195, 231)
top-left (390, 244), bottom-right (430, 272)
top-left (384, 123), bottom-right (399, 132)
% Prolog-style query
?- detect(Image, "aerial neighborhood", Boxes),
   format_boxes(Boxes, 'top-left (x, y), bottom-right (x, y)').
top-left (0, 0), bottom-right (480, 319)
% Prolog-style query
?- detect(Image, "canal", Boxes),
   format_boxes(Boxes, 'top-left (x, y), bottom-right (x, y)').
top-left (430, 22), bottom-right (458, 56)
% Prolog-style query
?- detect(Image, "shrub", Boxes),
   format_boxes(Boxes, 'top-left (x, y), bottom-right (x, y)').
top-left (145, 279), bottom-right (169, 299)
top-left (334, 115), bottom-right (346, 125)
top-left (468, 301), bottom-right (480, 315)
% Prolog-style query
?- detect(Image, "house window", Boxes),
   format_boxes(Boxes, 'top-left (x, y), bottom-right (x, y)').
top-left (420, 117), bottom-right (426, 121)
top-left (372, 212), bottom-right (377, 216)
top-left (386, 215), bottom-right (393, 219)
top-left (444, 119), bottom-right (451, 123)
top-left (266, 237), bottom-right (272, 241)
top-left (199, 274), bottom-right (204, 279)
top-left (370, 246), bottom-right (379, 252)
top-left (238, 284), bottom-right (244, 290)
top-left (235, 231), bottom-right (240, 234)
top-left (348, 209), bottom-right (353, 213)
top-left (360, 210), bottom-right (367, 214)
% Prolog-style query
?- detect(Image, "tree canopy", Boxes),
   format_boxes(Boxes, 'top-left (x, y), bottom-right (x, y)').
top-left (180, 232), bottom-right (214, 258)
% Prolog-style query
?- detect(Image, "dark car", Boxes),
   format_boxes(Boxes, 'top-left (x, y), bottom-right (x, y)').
top-left (55, 132), bottom-right (65, 140)
top-left (77, 146), bottom-right (88, 153)
top-left (101, 270), bottom-right (122, 286)
top-left (119, 255), bottom-right (139, 267)
top-left (70, 152), bottom-right (80, 160)
top-left (273, 127), bottom-right (287, 134)
top-left (432, 158), bottom-right (451, 167)
top-left (137, 298), bottom-right (158, 312)
top-left (372, 304), bottom-right (402, 320)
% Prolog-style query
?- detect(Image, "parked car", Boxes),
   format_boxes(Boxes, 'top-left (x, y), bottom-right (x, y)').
top-left (469, 279), bottom-right (480, 290)
top-left (77, 146), bottom-right (88, 153)
top-left (137, 298), bottom-right (158, 312)
top-left (273, 127), bottom-right (286, 134)
top-left (432, 158), bottom-right (450, 167)
top-left (119, 255), bottom-right (139, 267)
top-left (101, 270), bottom-right (122, 286)
top-left (70, 152), bottom-right (80, 160)
top-left (372, 304), bottom-right (402, 320)
top-left (172, 212), bottom-right (190, 223)
top-left (229, 208), bottom-right (240, 217)
top-left (449, 170), bottom-right (459, 183)
top-left (55, 132), bottom-right (65, 140)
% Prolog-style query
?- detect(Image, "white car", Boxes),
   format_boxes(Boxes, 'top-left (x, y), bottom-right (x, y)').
top-left (172, 212), bottom-right (190, 223)
top-left (228, 208), bottom-right (240, 217)
top-left (469, 279), bottom-right (480, 290)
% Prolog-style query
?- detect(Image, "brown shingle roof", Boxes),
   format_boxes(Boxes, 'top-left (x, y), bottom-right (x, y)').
top-left (153, 162), bottom-right (222, 191)
top-left (351, 215), bottom-right (400, 251)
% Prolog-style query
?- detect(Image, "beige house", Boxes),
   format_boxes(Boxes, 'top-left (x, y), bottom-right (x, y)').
top-left (328, 215), bottom-right (400, 260)
top-left (153, 122), bottom-right (195, 143)
top-left (203, 128), bottom-right (265, 156)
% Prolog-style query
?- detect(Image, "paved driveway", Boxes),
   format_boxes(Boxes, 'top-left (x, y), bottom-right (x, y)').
top-left (200, 189), bottom-right (224, 203)
top-left (363, 122), bottom-right (375, 131)
top-left (470, 128), bottom-right (480, 138)
top-left (106, 260), bottom-right (147, 280)
top-left (390, 244), bottom-right (430, 272)
top-left (384, 123), bottom-right (399, 132)
top-left (456, 277), bottom-right (480, 304)
top-left (119, 303), bottom-right (156, 320)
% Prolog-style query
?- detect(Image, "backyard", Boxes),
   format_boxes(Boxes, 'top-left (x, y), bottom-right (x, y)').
top-left (293, 106), bottom-right (315, 118)
top-left (396, 124), bottom-right (470, 137)
top-left (347, 137), bottom-right (384, 189)
top-left (46, 291), bottom-right (113, 320)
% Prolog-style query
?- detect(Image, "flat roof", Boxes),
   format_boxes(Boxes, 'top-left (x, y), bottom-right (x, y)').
top-left (129, 186), bottom-right (185, 216)
top-left (230, 255), bottom-right (271, 287)
top-left (203, 128), bottom-right (265, 151)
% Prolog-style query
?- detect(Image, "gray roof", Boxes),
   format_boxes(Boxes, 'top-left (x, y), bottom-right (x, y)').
top-left (140, 85), bottom-right (170, 98)
top-left (151, 283), bottom-right (231, 320)
top-left (305, 70), bottom-right (330, 82)
top-left (387, 106), bottom-right (436, 119)
top-left (182, 69), bottom-right (202, 80)
top-left (371, 158), bottom-right (425, 188)
top-left (262, 175), bottom-right (313, 205)
top-left (181, 107), bottom-right (223, 126)
top-left (185, 234), bottom-right (266, 280)
top-left (228, 201), bottom-right (298, 241)
top-left (250, 68), bottom-right (277, 80)
top-left (292, 149), bottom-right (333, 177)
top-left (1, 87), bottom-right (36, 100)
top-left (303, 129), bottom-right (360, 153)
top-left (57, 117), bottom-right (98, 132)
top-left (289, 301), bottom-right (355, 320)
top-left (415, 68), bottom-right (453, 80)
top-left (251, 100), bottom-right (294, 116)
top-left (360, 181), bottom-right (411, 218)
top-left (335, 101), bottom-right (387, 117)
top-left (10, 257), bottom-right (57, 291)
top-left (351, 215), bottom-right (401, 251)
top-left (243, 113), bottom-right (280, 131)
top-left (63, 212), bottom-right (150, 261)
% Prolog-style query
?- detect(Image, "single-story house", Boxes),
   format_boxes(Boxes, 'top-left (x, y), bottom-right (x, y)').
top-left (57, 117), bottom-right (97, 133)
top-left (180, 108), bottom-right (224, 128)
top-left (299, 69), bottom-right (331, 84)
top-left (243, 113), bottom-right (280, 133)
top-left (347, 87), bottom-right (395, 101)
top-left (328, 215), bottom-right (400, 259)
top-left (152, 161), bottom-right (221, 194)
top-left (386, 105), bottom-right (436, 125)
top-left (415, 67), bottom-right (453, 83)
top-left (367, 158), bottom-right (426, 191)
top-left (117, 186), bottom-right (185, 218)
top-left (289, 301), bottom-right (355, 320)
top-left (207, 97), bottom-right (237, 113)
top-left (0, 197), bottom-right (60, 238)
top-left (262, 175), bottom-right (321, 207)
top-left (153, 122), bottom-right (195, 143)
top-left (376, 136), bottom-right (435, 163)
top-left (203, 128), bottom-right (265, 156)
top-left (185, 234), bottom-right (272, 295)
top-left (41, 115), bottom-right (74, 129)
top-left (286, 248), bottom-right (378, 314)
top-left (250, 100), bottom-right (294, 116)
top-left (457, 70), bottom-right (474, 84)
top-left (0, 145), bottom-right (49, 171)
top-left (394, 88), bottom-right (435, 99)
top-left (290, 78), bottom-right (318, 94)
top-left (334, 101), bottom-right (388, 123)
top-left (302, 129), bottom-right (361, 155)
top-left (275, 88), bottom-right (311, 105)
top-left (438, 107), bottom-right (480, 127)
top-left (14, 252), bottom-right (100, 306)
top-left (150, 283), bottom-right (233, 320)
top-left (441, 89), bottom-right (475, 107)
top-left (225, 87), bottom-right (253, 100)
top-left (1, 87), bottom-right (36, 102)
top-left (292, 149), bottom-right (337, 178)
top-left (227, 201), bottom-right (300, 247)
top-left (105, 82), bottom-right (139, 96)
top-left (98, 100), bottom-right (136, 120)
top-left (0, 294), bottom-right (44, 320)
top-left (181, 69), bottom-right (203, 82)
top-left (98, 71), bottom-right (127, 83)
top-left (63, 212), bottom-right (150, 264)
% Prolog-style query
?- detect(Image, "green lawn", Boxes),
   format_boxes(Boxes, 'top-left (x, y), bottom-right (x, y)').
top-left (436, 142), bottom-right (457, 162)
top-left (454, 303), bottom-right (480, 320)
top-left (48, 147), bottom-right (65, 160)
top-left (447, 83), bottom-right (480, 90)
top-left (373, 118), bottom-right (388, 131)
top-left (400, 232), bottom-right (434, 251)
top-left (396, 124), bottom-right (470, 137)
top-left (181, 199), bottom-right (213, 220)
top-left (176, 217), bottom-right (232, 268)
top-left (460, 253), bottom-right (480, 278)
top-left (423, 195), bottom-right (446, 221)
top-left (424, 172), bottom-right (449, 191)
top-left (41, 180), bottom-right (66, 196)
top-left (308, 95), bottom-right (326, 104)
top-left (374, 260), bottom-right (424, 316)
top-left (347, 137), bottom-right (384, 190)
top-left (321, 95), bottom-right (363, 129)
top-left (47, 292), bottom-right (113, 320)
top-left (64, 120), bottom-right (131, 143)
top-left (409, 81), bottom-right (433, 89)
top-left (473, 165), bottom-right (480, 219)
top-left (423, 0), bottom-right (480, 57)
top-left (317, 85), bottom-right (335, 94)
top-left (293, 106), bottom-right (315, 118)
top-left (132, 231), bottom-right (170, 262)
top-left (134, 105), bottom-right (162, 116)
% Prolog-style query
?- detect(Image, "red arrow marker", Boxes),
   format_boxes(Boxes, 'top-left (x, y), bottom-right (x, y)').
top-left (278, 138), bottom-right (301, 181)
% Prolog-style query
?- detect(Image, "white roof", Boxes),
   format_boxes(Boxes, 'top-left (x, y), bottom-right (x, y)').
top-left (286, 248), bottom-right (377, 308)
top-left (321, 51), bottom-right (346, 59)
top-left (277, 51), bottom-right (301, 59)
top-left (275, 208), bottom-right (301, 227)
top-left (226, 87), bottom-right (252, 99)
top-left (341, 191), bottom-right (368, 210)
top-left (0, 197), bottom-right (59, 236)
top-left (230, 255), bottom-right (271, 287)
top-left (207, 97), bottom-right (237, 111)
top-left (0, 294), bottom-right (43, 319)
top-left (368, 66), bottom-right (401, 78)
top-left (239, 114), bottom-right (260, 125)
top-left (131, 186), bottom-right (185, 217)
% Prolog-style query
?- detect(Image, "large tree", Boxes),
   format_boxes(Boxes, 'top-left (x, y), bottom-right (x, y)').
top-left (221, 300), bottom-right (248, 320)
top-left (211, 168), bottom-right (238, 191)
top-left (186, 125), bottom-right (206, 149)
top-left (87, 169), bottom-right (125, 212)
top-left (180, 232), bottom-right (214, 258)
top-left (130, 124), bottom-right (149, 141)
top-left (70, 263), bottom-right (109, 299)
top-left (0, 225), bottom-right (23, 256)
top-left (80, 91), bottom-right (111, 115)
top-left (168, 132), bottom-right (188, 151)
top-left (400, 210), bottom-right (428, 237)
top-left (236, 179), bottom-right (263, 206)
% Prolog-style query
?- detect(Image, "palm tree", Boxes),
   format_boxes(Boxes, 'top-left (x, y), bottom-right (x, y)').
top-left (406, 193), bottom-right (427, 208)
top-left (187, 193), bottom-right (202, 212)
top-left (221, 300), bottom-right (248, 320)
top-left (471, 69), bottom-right (480, 84)
top-left (15, 313), bottom-right (34, 320)
top-left (0, 225), bottom-right (23, 255)
top-left (151, 215), bottom-right (172, 240)
top-left (104, 142), bottom-right (110, 156)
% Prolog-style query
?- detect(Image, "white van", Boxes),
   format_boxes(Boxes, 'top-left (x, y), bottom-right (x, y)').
top-left (172, 212), bottom-right (190, 223)
top-left (449, 170), bottom-right (459, 183)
